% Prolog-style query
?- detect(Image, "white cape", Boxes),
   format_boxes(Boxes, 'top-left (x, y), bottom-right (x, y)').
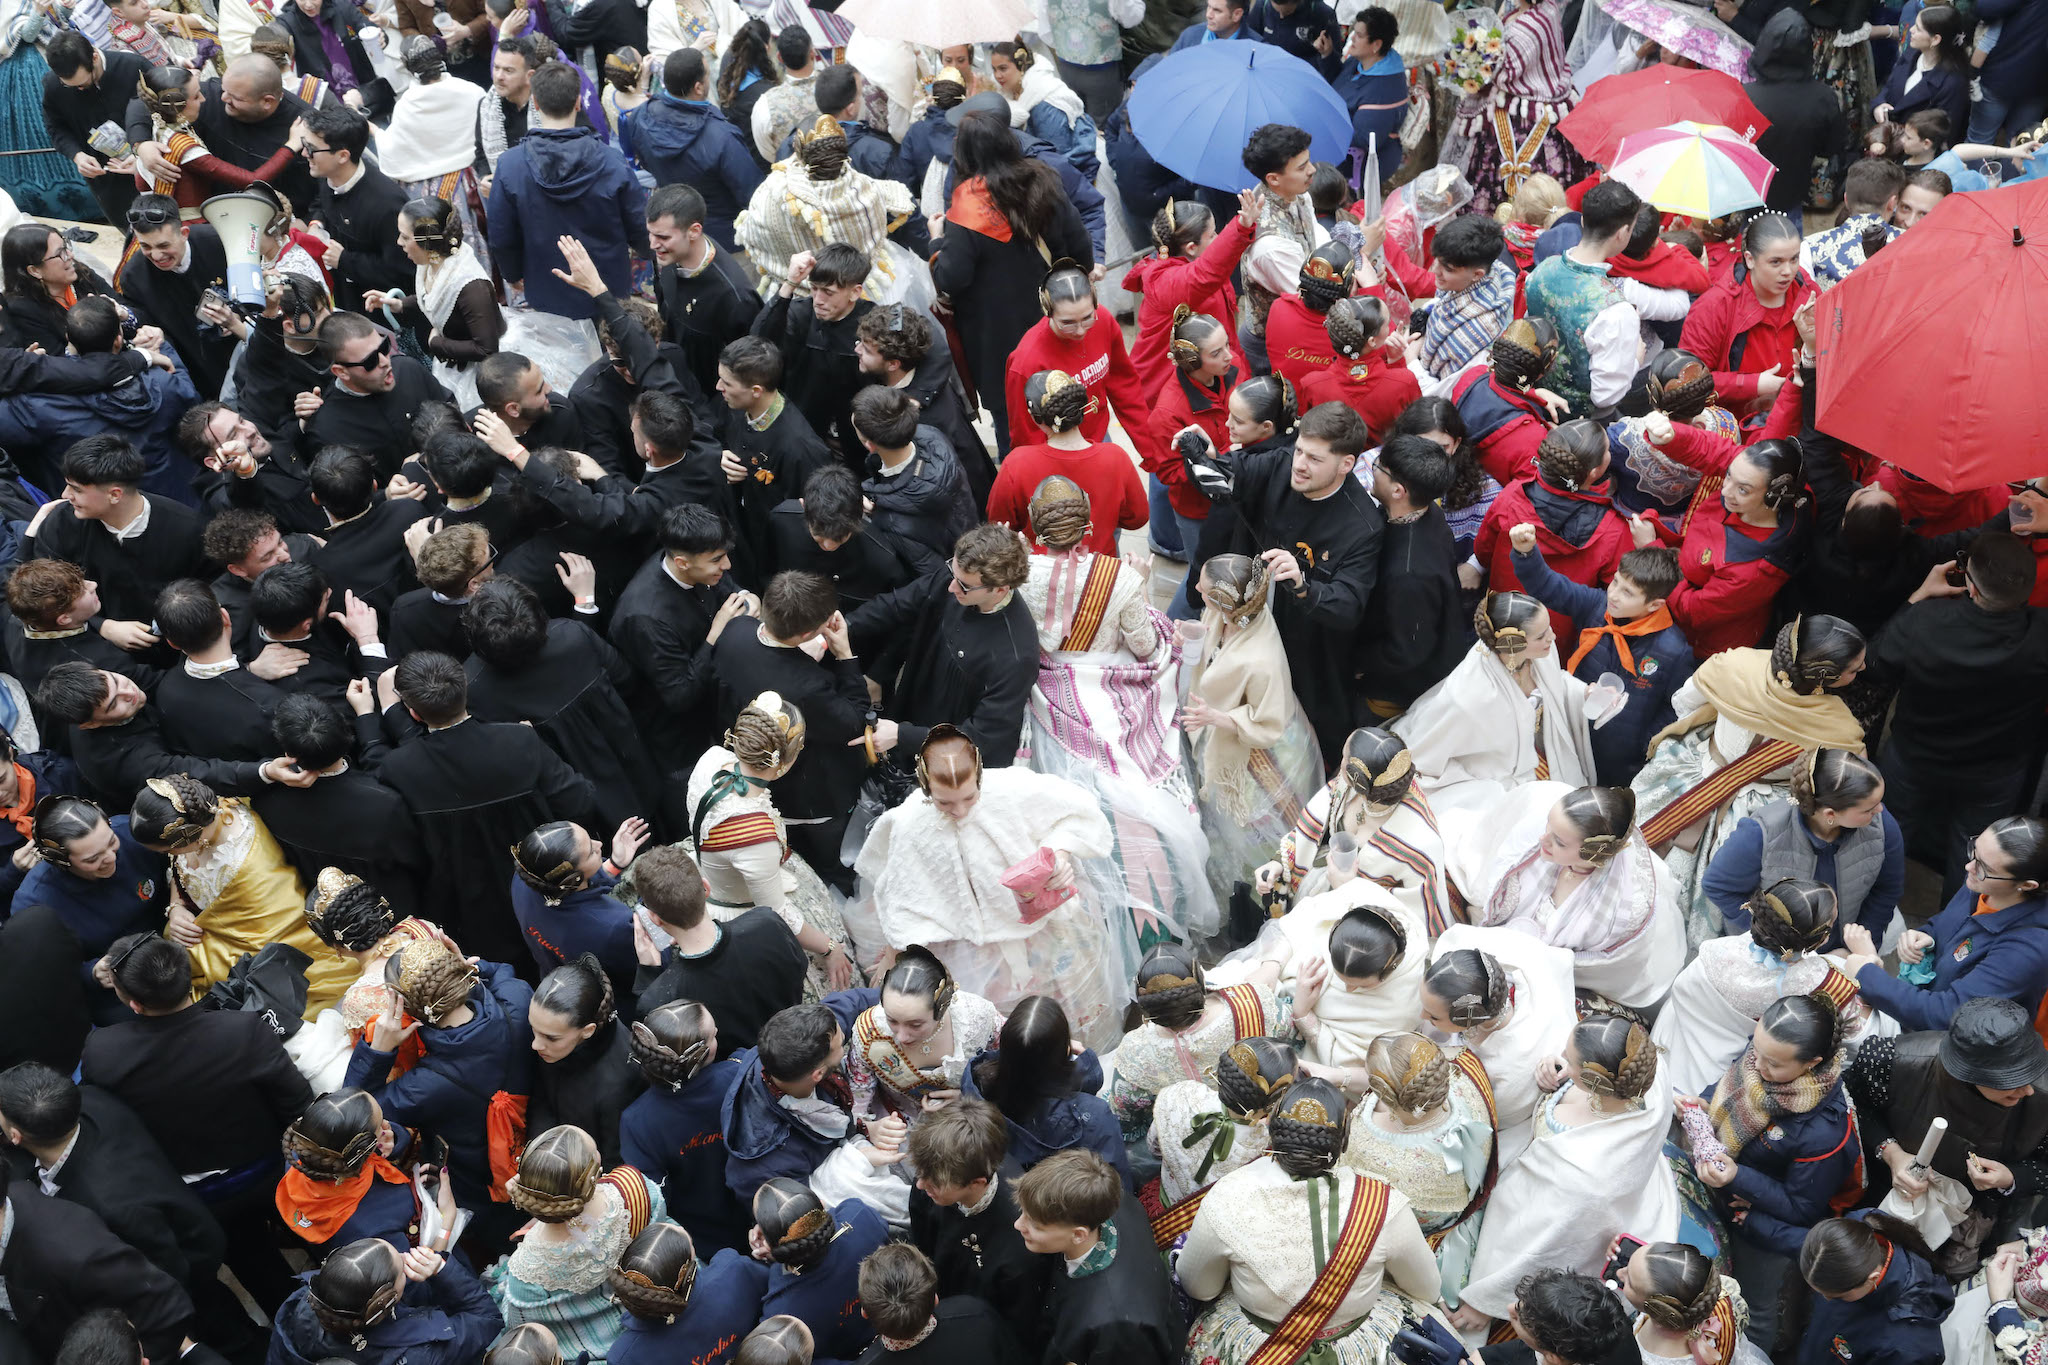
top-left (1459, 1057), bottom-right (1681, 1321)
top-left (376, 76), bottom-right (487, 183)
top-left (1430, 924), bottom-right (1580, 1169)
top-left (1391, 642), bottom-right (1594, 831)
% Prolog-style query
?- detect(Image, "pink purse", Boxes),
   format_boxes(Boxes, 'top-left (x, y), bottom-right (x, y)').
top-left (1000, 848), bottom-right (1073, 924)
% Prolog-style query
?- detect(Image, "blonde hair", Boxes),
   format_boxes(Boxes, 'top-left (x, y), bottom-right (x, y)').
top-left (1026, 475), bottom-right (1091, 552)
top-left (728, 692), bottom-right (806, 772)
top-left (1495, 172), bottom-right (1567, 229)
top-left (1365, 1032), bottom-right (1451, 1117)
top-left (505, 1125), bottom-right (601, 1222)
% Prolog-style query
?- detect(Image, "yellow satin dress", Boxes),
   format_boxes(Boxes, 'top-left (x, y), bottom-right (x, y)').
top-left (174, 800), bottom-right (355, 1018)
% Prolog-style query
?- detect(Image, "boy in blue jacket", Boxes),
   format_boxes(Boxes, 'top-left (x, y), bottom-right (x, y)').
top-left (1509, 528), bottom-right (1695, 785)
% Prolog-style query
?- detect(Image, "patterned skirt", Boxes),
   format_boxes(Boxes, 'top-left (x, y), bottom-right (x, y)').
top-left (1188, 1288), bottom-right (1434, 1365)
top-left (1197, 710), bottom-right (1325, 917)
top-left (1809, 30), bottom-right (1877, 209)
top-left (1452, 97), bottom-right (1588, 219)
top-left (1631, 728), bottom-right (1789, 952)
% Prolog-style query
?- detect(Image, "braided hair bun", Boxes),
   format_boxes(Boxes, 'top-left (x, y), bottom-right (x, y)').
top-left (1025, 369), bottom-right (1093, 434)
top-left (610, 1222), bottom-right (699, 1323)
top-left (505, 1125), bottom-right (601, 1222)
top-left (1573, 1012), bottom-right (1657, 1102)
top-left (1745, 877), bottom-right (1838, 960)
top-left (1027, 475), bottom-right (1092, 551)
top-left (1324, 295), bottom-right (1388, 360)
top-left (1267, 1076), bottom-right (1349, 1179)
top-left (1216, 1036), bottom-right (1299, 1118)
top-left (1423, 948), bottom-right (1511, 1031)
top-left (1534, 419), bottom-right (1609, 493)
top-left (796, 114), bottom-right (849, 179)
top-left (1634, 1243), bottom-right (1723, 1334)
top-left (754, 1177), bottom-right (835, 1268)
top-left (387, 939), bottom-right (477, 1026)
top-left (513, 821), bottom-right (590, 904)
top-left (1365, 1032), bottom-right (1450, 1118)
top-left (1473, 591), bottom-right (1545, 660)
top-left (631, 1000), bottom-right (717, 1090)
top-left (1768, 614), bottom-right (1866, 696)
top-left (282, 1089), bottom-right (382, 1182)
top-left (1489, 317), bottom-right (1558, 389)
top-left (1135, 941), bottom-right (1206, 1030)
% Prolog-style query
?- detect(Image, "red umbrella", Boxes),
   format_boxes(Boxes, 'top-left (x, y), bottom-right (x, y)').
top-left (1559, 66), bottom-right (1770, 167)
top-left (1815, 178), bottom-right (2048, 492)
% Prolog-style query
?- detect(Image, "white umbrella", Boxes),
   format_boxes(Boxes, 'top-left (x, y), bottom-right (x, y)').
top-left (835, 0), bottom-right (1035, 48)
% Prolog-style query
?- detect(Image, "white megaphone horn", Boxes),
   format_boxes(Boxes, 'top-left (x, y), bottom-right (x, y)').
top-left (200, 189), bottom-right (281, 306)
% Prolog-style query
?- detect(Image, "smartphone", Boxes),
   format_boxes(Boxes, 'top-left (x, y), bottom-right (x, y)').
top-left (1603, 1234), bottom-right (1647, 1287)
top-left (1947, 548), bottom-right (1971, 588)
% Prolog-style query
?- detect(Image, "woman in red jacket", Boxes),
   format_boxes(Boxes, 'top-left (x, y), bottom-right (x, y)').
top-left (1297, 295), bottom-right (1420, 445)
top-left (1635, 420), bottom-right (1811, 657)
top-left (988, 369), bottom-right (1149, 557)
top-left (1450, 317), bottom-right (1565, 486)
top-left (1003, 265), bottom-right (1166, 474)
top-left (1678, 212), bottom-right (1814, 425)
top-left (1475, 418), bottom-right (1634, 645)
top-left (1145, 307), bottom-right (1238, 615)
top-left (1122, 190), bottom-right (1258, 401)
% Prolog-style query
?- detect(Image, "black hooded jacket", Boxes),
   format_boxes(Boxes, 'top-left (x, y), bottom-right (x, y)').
top-left (1745, 10), bottom-right (1848, 212)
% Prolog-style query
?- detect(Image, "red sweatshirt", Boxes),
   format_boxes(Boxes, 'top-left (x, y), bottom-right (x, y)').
top-left (1004, 313), bottom-right (1166, 471)
top-left (1266, 294), bottom-right (1339, 394)
top-left (1872, 467), bottom-right (2006, 537)
top-left (1476, 476), bottom-right (1633, 644)
top-left (1145, 368), bottom-right (1234, 520)
top-left (1606, 241), bottom-right (1710, 294)
top-left (1298, 349), bottom-right (1421, 445)
top-left (1121, 214), bottom-right (1252, 400)
top-left (985, 440), bottom-right (1148, 556)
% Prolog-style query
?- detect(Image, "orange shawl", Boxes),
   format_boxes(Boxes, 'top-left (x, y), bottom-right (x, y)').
top-left (276, 1154), bottom-right (412, 1243)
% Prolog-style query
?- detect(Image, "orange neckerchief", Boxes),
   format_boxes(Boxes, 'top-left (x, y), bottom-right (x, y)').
top-left (0, 764), bottom-right (36, 839)
top-left (946, 177), bottom-right (1014, 243)
top-left (53, 286), bottom-right (77, 311)
top-left (275, 1153), bottom-right (411, 1242)
top-left (1974, 894), bottom-right (2005, 917)
top-left (1565, 605), bottom-right (1676, 677)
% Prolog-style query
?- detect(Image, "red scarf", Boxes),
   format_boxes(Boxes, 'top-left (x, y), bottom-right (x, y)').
top-left (1565, 606), bottom-right (1675, 677)
top-left (946, 178), bottom-right (1013, 243)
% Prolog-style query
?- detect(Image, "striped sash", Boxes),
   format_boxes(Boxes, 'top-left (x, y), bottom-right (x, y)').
top-left (1151, 1182), bottom-right (1210, 1248)
top-left (698, 810), bottom-right (780, 853)
top-left (1428, 1052), bottom-right (1500, 1250)
top-left (1220, 983), bottom-right (1267, 1040)
top-left (1811, 966), bottom-right (1861, 1013)
top-left (1638, 736), bottom-right (1805, 849)
top-left (1244, 1176), bottom-right (1394, 1365)
top-left (852, 1008), bottom-right (950, 1106)
top-left (1056, 553), bottom-right (1123, 652)
top-left (1370, 793), bottom-right (1448, 937)
top-left (600, 1166), bottom-right (656, 1238)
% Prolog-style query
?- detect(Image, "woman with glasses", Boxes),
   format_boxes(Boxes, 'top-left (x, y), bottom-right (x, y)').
top-left (1000, 266), bottom-right (1165, 477)
top-left (0, 223), bottom-right (119, 353)
top-left (136, 65), bottom-right (311, 219)
top-left (1837, 815), bottom-right (2048, 1032)
top-left (17, 795), bottom-right (167, 1024)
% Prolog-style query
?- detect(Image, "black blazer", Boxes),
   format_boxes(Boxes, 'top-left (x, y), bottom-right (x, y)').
top-left (1, 1189), bottom-right (194, 1363)
top-left (4, 1087), bottom-right (226, 1290)
top-left (0, 906), bottom-right (89, 1076)
top-left (80, 1005), bottom-right (314, 1177)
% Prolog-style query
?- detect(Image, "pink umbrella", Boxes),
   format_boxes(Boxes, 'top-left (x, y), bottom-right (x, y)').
top-left (1609, 120), bottom-right (1774, 219)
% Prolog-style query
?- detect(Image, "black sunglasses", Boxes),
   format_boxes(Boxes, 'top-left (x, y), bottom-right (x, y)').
top-left (338, 337), bottom-right (393, 369)
top-left (126, 201), bottom-right (179, 230)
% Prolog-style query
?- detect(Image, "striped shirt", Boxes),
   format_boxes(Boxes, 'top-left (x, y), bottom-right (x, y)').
top-left (1421, 256), bottom-right (1516, 380)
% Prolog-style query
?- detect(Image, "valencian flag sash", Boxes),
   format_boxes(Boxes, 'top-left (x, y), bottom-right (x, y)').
top-left (1243, 1175), bottom-right (1394, 1365)
top-left (1638, 736), bottom-right (1804, 848)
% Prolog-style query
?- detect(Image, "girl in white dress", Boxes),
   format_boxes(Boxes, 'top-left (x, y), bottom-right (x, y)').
top-left (1151, 1036), bottom-right (1295, 1211)
top-left (1423, 925), bottom-right (1580, 1169)
top-left (1619, 1242), bottom-right (1770, 1365)
top-left (842, 946), bottom-right (1002, 1124)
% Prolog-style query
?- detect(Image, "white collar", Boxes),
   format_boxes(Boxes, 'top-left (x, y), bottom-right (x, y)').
top-left (183, 655), bottom-right (240, 679)
top-left (35, 1129), bottom-right (80, 1193)
top-left (960, 1172), bottom-right (1000, 1216)
top-left (330, 162), bottom-right (369, 195)
top-left (103, 497), bottom-right (152, 541)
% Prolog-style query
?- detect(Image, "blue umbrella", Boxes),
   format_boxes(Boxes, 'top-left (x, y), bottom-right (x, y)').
top-left (1127, 41), bottom-right (1353, 192)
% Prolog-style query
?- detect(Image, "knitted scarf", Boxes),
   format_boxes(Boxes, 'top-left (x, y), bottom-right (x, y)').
top-left (1707, 1045), bottom-right (1842, 1155)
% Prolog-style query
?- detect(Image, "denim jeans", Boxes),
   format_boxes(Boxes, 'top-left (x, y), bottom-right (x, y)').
top-left (1166, 508), bottom-right (1208, 620)
top-left (1969, 85), bottom-right (2048, 146)
top-left (1148, 475), bottom-right (1185, 557)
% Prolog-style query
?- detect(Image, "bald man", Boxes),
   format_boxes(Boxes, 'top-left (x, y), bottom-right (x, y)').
top-left (125, 54), bottom-right (320, 210)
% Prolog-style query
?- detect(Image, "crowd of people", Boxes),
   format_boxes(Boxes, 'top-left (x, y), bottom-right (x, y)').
top-left (0, 3), bottom-right (2045, 1365)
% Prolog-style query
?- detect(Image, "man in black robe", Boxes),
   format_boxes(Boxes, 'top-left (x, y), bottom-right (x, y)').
top-left (906, 1103), bottom-right (1052, 1356)
top-left (23, 436), bottom-right (206, 636)
top-left (712, 570), bottom-right (869, 894)
top-left (307, 448), bottom-right (433, 612)
top-left (115, 199), bottom-right (236, 399)
top-left (715, 335), bottom-right (833, 566)
top-left (34, 664), bottom-right (314, 810)
top-left (304, 313), bottom-right (453, 481)
top-left (647, 183), bottom-right (759, 399)
top-left (3, 560), bottom-right (161, 701)
top-left (1225, 401), bottom-right (1383, 767)
top-left (1355, 434), bottom-right (1468, 710)
top-left (461, 577), bottom-right (665, 838)
top-left (126, 54), bottom-right (319, 211)
top-left (848, 524), bottom-right (1036, 771)
top-left (854, 303), bottom-right (995, 509)
top-left (227, 275), bottom-right (331, 439)
top-left (610, 504), bottom-right (751, 788)
top-left (256, 691), bottom-right (427, 919)
top-left (472, 351), bottom-right (584, 461)
top-left (751, 245), bottom-right (876, 462)
top-left (571, 293), bottom-right (705, 481)
top-left (765, 468), bottom-right (916, 613)
top-left (302, 106), bottom-right (412, 316)
top-left (151, 580), bottom-right (292, 763)
top-left (853, 1248), bottom-right (1028, 1365)
top-left (1016, 1151), bottom-right (1181, 1365)
top-left (246, 560), bottom-right (390, 704)
top-left (200, 507), bottom-right (322, 654)
top-left (629, 845), bottom-right (808, 1049)
top-left (376, 650), bottom-right (600, 967)
top-left (181, 403), bottom-right (325, 538)
top-left (0, 1181), bottom-right (194, 1365)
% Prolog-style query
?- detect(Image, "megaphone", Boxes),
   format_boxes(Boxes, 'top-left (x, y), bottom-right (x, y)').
top-left (200, 190), bottom-right (278, 306)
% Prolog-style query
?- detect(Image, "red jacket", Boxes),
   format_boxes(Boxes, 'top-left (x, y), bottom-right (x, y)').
top-left (1476, 475), bottom-right (1633, 644)
top-left (1678, 268), bottom-right (1816, 413)
top-left (1451, 366), bottom-right (1550, 487)
top-left (1872, 467), bottom-right (2006, 537)
top-left (1145, 367), bottom-right (1236, 520)
top-left (1121, 214), bottom-right (1252, 400)
top-left (1381, 224), bottom-right (1437, 302)
top-left (1662, 511), bottom-right (1790, 657)
top-left (1298, 349), bottom-right (1420, 445)
top-left (1267, 294), bottom-right (1339, 394)
top-left (1607, 241), bottom-right (1710, 294)
top-left (1004, 313), bottom-right (1165, 470)
top-left (985, 440), bottom-right (1149, 557)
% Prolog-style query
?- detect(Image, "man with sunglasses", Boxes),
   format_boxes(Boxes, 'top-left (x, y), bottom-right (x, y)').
top-left (304, 312), bottom-right (453, 481)
top-left (1867, 530), bottom-right (2048, 901)
top-left (113, 195), bottom-right (238, 399)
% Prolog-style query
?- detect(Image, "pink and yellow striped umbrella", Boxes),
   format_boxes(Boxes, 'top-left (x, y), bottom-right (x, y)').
top-left (1609, 120), bottom-right (1775, 220)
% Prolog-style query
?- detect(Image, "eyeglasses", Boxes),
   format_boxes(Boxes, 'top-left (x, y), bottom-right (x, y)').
top-left (38, 244), bottom-right (75, 265)
top-left (126, 201), bottom-right (179, 229)
top-left (301, 142), bottom-right (334, 157)
top-left (337, 337), bottom-right (393, 370)
top-left (948, 559), bottom-right (990, 595)
top-left (1966, 837), bottom-right (2021, 880)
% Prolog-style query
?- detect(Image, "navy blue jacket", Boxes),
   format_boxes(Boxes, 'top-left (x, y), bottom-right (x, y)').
top-left (610, 1250), bottom-right (767, 1365)
top-left (344, 959), bottom-right (534, 1209)
top-left (1703, 807), bottom-right (1905, 952)
top-left (487, 127), bottom-right (647, 321)
top-left (1331, 52), bottom-right (1407, 173)
top-left (1103, 57), bottom-right (1196, 242)
top-left (1244, 0), bottom-right (1342, 74)
top-left (0, 355), bottom-right (201, 509)
top-left (762, 1199), bottom-right (889, 1364)
top-left (1796, 1210), bottom-right (1951, 1365)
top-left (1856, 886), bottom-right (2048, 1031)
top-left (963, 1049), bottom-right (1134, 1190)
top-left (621, 1056), bottom-right (752, 1255)
top-left (1972, 0), bottom-right (2048, 104)
top-left (15, 813), bottom-right (165, 1022)
top-left (621, 96), bottom-right (763, 251)
top-left (720, 988), bottom-right (878, 1202)
top-left (1872, 59), bottom-right (1970, 138)
top-left (1699, 1078), bottom-right (1859, 1258)
top-left (1509, 544), bottom-right (1693, 786)
top-left (777, 119), bottom-right (907, 187)
top-left (268, 1255), bottom-right (502, 1365)
top-left (897, 107), bottom-right (953, 196)
top-left (509, 867), bottom-right (637, 993)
